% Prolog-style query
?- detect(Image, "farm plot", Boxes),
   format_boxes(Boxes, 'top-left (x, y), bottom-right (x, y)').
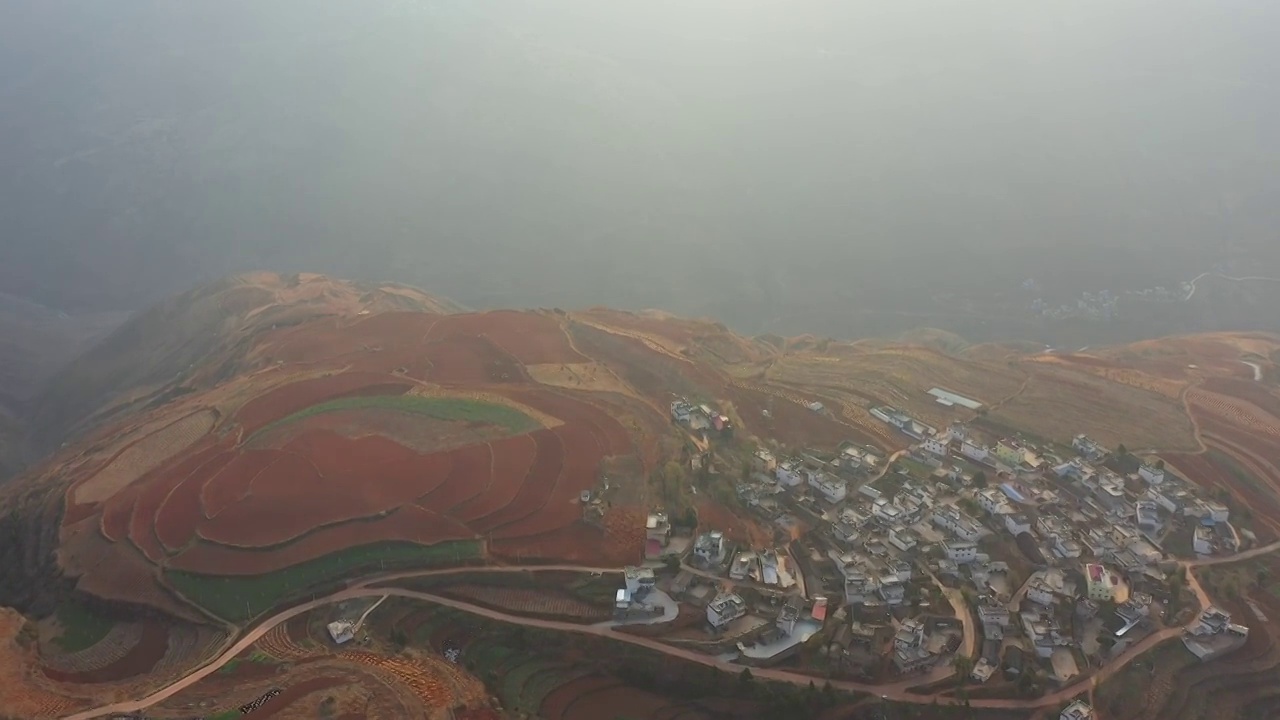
top-left (471, 430), bottom-right (563, 533)
top-left (41, 621), bottom-right (142, 673)
top-left (151, 625), bottom-right (227, 679)
top-left (128, 441), bottom-right (229, 562)
top-left (252, 394), bottom-right (540, 443)
top-left (199, 450), bottom-right (283, 518)
top-left (450, 434), bottom-right (539, 523)
top-left (234, 372), bottom-right (411, 434)
top-left (0, 611), bottom-right (88, 719)
top-left (540, 676), bottom-right (624, 720)
top-left (454, 310), bottom-right (586, 365)
top-left (338, 651), bottom-right (468, 711)
top-left (443, 585), bottom-right (610, 621)
top-left (490, 523), bottom-right (622, 566)
top-left (416, 442), bottom-right (493, 511)
top-left (166, 540), bottom-right (481, 621)
top-left (1190, 388), bottom-right (1280, 440)
top-left (507, 388), bottom-right (632, 457)
top-left (490, 423), bottom-right (602, 539)
top-left (155, 449), bottom-right (238, 551)
top-left (197, 436), bottom-right (454, 547)
top-left (73, 409), bottom-right (217, 504)
top-left (42, 621), bottom-right (167, 684)
top-left (421, 333), bottom-right (523, 386)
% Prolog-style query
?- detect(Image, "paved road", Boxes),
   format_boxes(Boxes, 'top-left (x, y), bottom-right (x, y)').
top-left (61, 543), bottom-right (1280, 719)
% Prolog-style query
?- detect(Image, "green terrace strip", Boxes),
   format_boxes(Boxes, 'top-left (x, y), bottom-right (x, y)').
top-left (165, 539), bottom-right (483, 622)
top-left (53, 601), bottom-right (116, 652)
top-left (248, 394), bottom-right (540, 440)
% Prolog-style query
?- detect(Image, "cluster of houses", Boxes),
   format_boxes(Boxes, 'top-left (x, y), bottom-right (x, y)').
top-left (635, 389), bottom-right (1251, 690)
top-left (1182, 605), bottom-right (1250, 661)
top-left (670, 398), bottom-right (733, 435)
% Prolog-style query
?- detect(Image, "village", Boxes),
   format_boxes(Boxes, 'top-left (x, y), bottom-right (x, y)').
top-left (595, 394), bottom-right (1259, 719)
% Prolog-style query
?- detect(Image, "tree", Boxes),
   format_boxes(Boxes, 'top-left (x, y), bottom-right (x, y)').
top-left (1155, 459), bottom-right (1166, 470)
top-left (663, 554), bottom-right (681, 573)
top-left (972, 471), bottom-right (988, 489)
top-left (737, 668), bottom-right (755, 691)
top-left (1117, 443), bottom-right (1129, 456)
top-left (953, 655), bottom-right (974, 685)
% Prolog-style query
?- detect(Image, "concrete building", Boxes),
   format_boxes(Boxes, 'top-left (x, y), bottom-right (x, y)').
top-left (961, 439), bottom-right (990, 463)
top-left (624, 566), bottom-right (656, 598)
top-left (1005, 513), bottom-right (1032, 535)
top-left (693, 531), bottom-right (727, 565)
top-left (1136, 501), bottom-right (1161, 534)
top-left (707, 594), bottom-right (747, 630)
top-left (810, 473), bottom-right (848, 503)
top-left (932, 507), bottom-right (984, 541)
top-left (944, 541), bottom-right (978, 563)
top-left (752, 449), bottom-right (777, 473)
top-left (326, 621), bottom-right (356, 645)
top-left (645, 512), bottom-right (671, 558)
top-left (776, 460), bottom-right (805, 488)
top-left (1060, 700), bottom-right (1095, 720)
top-left (1085, 563), bottom-right (1123, 602)
top-left (1139, 463), bottom-right (1165, 485)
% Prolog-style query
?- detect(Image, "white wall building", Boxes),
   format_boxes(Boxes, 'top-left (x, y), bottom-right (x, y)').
top-left (776, 461), bottom-right (805, 488)
top-left (1005, 513), bottom-right (1032, 535)
top-left (1139, 463), bottom-right (1165, 485)
top-left (706, 594), bottom-right (747, 629)
top-left (944, 541), bottom-right (978, 563)
top-left (810, 473), bottom-right (847, 503)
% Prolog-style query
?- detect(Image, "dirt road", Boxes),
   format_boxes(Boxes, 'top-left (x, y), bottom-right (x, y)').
top-left (61, 544), bottom-right (1280, 719)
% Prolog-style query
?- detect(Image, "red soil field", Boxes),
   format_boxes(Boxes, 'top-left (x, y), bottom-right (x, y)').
top-left (173, 506), bottom-right (475, 576)
top-left (509, 389), bottom-right (632, 457)
top-left (696, 501), bottom-right (774, 547)
top-left (450, 434), bottom-right (539, 523)
top-left (491, 523), bottom-right (628, 565)
top-left (1202, 378), bottom-right (1280, 420)
top-left (724, 384), bottom-right (860, 450)
top-left (471, 430), bottom-right (563, 533)
top-left (560, 682), bottom-right (670, 720)
top-left (234, 372), bottom-right (410, 433)
top-left (540, 676), bottom-right (621, 720)
top-left (42, 622), bottom-right (167, 684)
top-left (200, 449), bottom-right (283, 518)
top-left (250, 676), bottom-right (345, 719)
top-left (154, 450), bottom-right (237, 551)
top-left (491, 423), bottom-right (601, 539)
top-left (199, 439), bottom-right (456, 547)
top-left (454, 310), bottom-right (586, 365)
top-left (422, 334), bottom-right (520, 386)
top-left (416, 443), bottom-right (493, 511)
top-left (98, 485), bottom-right (140, 542)
top-left (128, 442), bottom-right (228, 562)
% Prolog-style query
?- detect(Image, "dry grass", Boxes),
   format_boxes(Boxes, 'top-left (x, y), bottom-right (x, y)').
top-left (0, 609), bottom-right (88, 719)
top-left (992, 364), bottom-right (1197, 451)
top-left (74, 409), bottom-right (216, 504)
top-left (526, 362), bottom-right (638, 397)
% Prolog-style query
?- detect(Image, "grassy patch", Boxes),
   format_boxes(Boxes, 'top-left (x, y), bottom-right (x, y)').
top-left (53, 601), bottom-right (115, 652)
top-left (250, 394), bottom-right (539, 440)
top-left (166, 540), bottom-right (483, 622)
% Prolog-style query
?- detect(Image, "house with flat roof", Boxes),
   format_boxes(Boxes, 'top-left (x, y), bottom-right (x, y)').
top-left (1060, 700), bottom-right (1095, 720)
top-left (707, 593), bottom-right (747, 630)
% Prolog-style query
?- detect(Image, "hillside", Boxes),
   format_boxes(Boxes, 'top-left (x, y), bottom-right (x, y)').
top-left (4, 275), bottom-right (1280, 626)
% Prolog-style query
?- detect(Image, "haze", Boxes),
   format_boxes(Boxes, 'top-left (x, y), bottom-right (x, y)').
top-left (4, 0), bottom-right (1280, 341)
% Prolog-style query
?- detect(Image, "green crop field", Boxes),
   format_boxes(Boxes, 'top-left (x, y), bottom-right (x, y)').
top-left (165, 539), bottom-right (483, 622)
top-left (250, 394), bottom-right (539, 440)
top-left (53, 601), bottom-right (116, 652)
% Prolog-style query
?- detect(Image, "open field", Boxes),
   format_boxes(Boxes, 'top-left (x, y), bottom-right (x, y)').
top-left (166, 540), bottom-right (482, 621)
top-left (73, 409), bottom-right (217, 504)
top-left (248, 394), bottom-right (540, 442)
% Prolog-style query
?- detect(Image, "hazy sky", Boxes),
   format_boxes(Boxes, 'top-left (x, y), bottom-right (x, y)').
top-left (3, 0), bottom-right (1279, 337)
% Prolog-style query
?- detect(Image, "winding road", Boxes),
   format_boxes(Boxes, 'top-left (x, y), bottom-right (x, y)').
top-left (61, 542), bottom-right (1280, 720)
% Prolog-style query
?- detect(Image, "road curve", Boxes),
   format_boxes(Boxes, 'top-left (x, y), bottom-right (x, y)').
top-left (61, 544), bottom-right (1280, 719)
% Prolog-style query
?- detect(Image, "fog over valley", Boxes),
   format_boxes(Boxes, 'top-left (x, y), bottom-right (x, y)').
top-left (4, 0), bottom-right (1280, 345)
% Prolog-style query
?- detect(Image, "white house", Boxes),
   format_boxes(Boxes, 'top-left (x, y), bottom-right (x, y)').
top-left (1193, 525), bottom-right (1215, 555)
top-left (706, 594), bottom-right (747, 629)
top-left (844, 571), bottom-right (878, 605)
top-left (624, 566), bottom-right (656, 597)
top-left (922, 434), bottom-right (950, 458)
top-left (960, 439), bottom-right (990, 463)
top-left (776, 461), bottom-right (805, 488)
top-left (326, 621), bottom-right (356, 645)
top-left (978, 488), bottom-right (1013, 515)
top-left (1026, 578), bottom-right (1056, 606)
top-left (752, 449), bottom-right (777, 473)
top-left (932, 507), bottom-right (984, 541)
top-left (693, 531), bottom-right (727, 565)
top-left (978, 603), bottom-right (1010, 631)
top-left (873, 498), bottom-right (905, 524)
top-left (888, 527), bottom-right (918, 553)
top-left (1139, 463), bottom-right (1165, 485)
top-left (1060, 700), bottom-right (1095, 720)
top-left (944, 541), bottom-right (979, 563)
top-left (878, 576), bottom-right (906, 606)
top-left (1135, 501), bottom-right (1161, 533)
top-left (1004, 513), bottom-right (1032, 536)
top-left (810, 473), bottom-right (848, 503)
